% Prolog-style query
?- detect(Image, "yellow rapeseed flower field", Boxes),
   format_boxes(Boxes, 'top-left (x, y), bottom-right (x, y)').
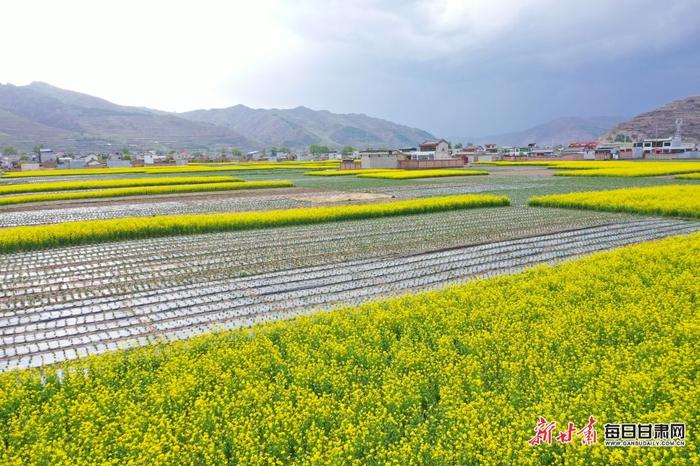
top-left (1, 161), bottom-right (340, 178)
top-left (0, 175), bottom-right (240, 195)
top-left (0, 194), bottom-right (509, 253)
top-left (357, 169), bottom-right (489, 179)
top-left (146, 164), bottom-right (333, 174)
top-left (193, 161), bottom-right (339, 169)
top-left (552, 164), bottom-right (700, 177)
top-left (2, 166), bottom-right (147, 178)
top-left (0, 232), bottom-right (697, 464)
top-left (304, 169), bottom-right (400, 176)
top-left (0, 180), bottom-right (292, 207)
top-left (482, 160), bottom-right (700, 177)
top-left (528, 185), bottom-right (700, 218)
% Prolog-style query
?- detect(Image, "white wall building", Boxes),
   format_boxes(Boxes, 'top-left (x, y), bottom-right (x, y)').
top-left (417, 139), bottom-right (450, 160)
top-left (38, 148), bottom-right (56, 163)
top-left (359, 150), bottom-right (403, 169)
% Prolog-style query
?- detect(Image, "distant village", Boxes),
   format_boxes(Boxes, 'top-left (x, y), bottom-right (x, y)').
top-left (2, 121), bottom-right (698, 172)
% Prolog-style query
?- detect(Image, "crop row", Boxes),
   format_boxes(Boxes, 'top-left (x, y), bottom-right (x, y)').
top-left (0, 180), bottom-right (294, 207)
top-left (0, 231), bottom-right (697, 464)
top-left (0, 195), bottom-right (307, 228)
top-left (676, 172), bottom-right (700, 179)
top-left (0, 175), bottom-right (240, 195)
top-left (0, 207), bottom-right (632, 310)
top-left (2, 161), bottom-right (339, 178)
top-left (483, 160), bottom-right (700, 177)
top-left (1, 218), bottom-right (696, 373)
top-left (0, 194), bottom-right (509, 253)
top-left (529, 184), bottom-right (700, 218)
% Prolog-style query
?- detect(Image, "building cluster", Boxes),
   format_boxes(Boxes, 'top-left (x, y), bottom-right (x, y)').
top-left (344, 131), bottom-right (699, 171)
top-left (3, 120), bottom-right (698, 172)
top-left (0, 149), bottom-right (197, 172)
top-left (350, 139), bottom-right (466, 170)
top-left (460, 120), bottom-right (699, 162)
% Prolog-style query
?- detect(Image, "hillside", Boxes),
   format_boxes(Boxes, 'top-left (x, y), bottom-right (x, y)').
top-left (601, 96), bottom-right (700, 143)
top-left (0, 82), bottom-right (434, 153)
top-left (180, 105), bottom-right (434, 150)
top-left (0, 82), bottom-right (261, 153)
top-left (466, 116), bottom-right (621, 147)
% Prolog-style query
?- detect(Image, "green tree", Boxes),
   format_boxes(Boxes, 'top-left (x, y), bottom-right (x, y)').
top-left (2, 146), bottom-right (18, 156)
top-left (309, 144), bottom-right (330, 155)
top-left (32, 144), bottom-right (44, 156)
top-left (454, 143), bottom-right (463, 150)
top-left (341, 146), bottom-right (354, 156)
top-left (231, 148), bottom-right (242, 157)
top-left (121, 148), bottom-right (130, 156)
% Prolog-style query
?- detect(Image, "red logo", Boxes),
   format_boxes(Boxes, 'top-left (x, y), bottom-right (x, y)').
top-left (529, 416), bottom-right (598, 446)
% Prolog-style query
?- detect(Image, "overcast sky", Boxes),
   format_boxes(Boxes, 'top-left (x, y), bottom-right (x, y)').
top-left (3, 0), bottom-right (700, 136)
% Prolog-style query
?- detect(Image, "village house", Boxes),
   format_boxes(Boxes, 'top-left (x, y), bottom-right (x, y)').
top-left (412, 139), bottom-right (450, 160)
top-left (57, 156), bottom-right (87, 169)
top-left (359, 149), bottom-right (405, 169)
top-left (38, 148), bottom-right (56, 164)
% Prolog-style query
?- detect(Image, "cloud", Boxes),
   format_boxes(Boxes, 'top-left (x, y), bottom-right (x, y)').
top-left (2, 0), bottom-right (699, 135)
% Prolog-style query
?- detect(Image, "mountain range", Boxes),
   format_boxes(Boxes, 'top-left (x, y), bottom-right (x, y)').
top-left (181, 105), bottom-right (433, 150)
top-left (0, 82), bottom-right (433, 153)
top-left (1, 82), bottom-right (696, 153)
top-left (601, 96), bottom-right (700, 144)
top-left (453, 116), bottom-right (623, 147)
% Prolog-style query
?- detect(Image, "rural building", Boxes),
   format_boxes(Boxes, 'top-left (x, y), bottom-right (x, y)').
top-left (340, 160), bottom-right (361, 170)
top-left (455, 148), bottom-right (487, 163)
top-left (21, 163), bottom-right (41, 171)
top-left (56, 156), bottom-right (89, 169)
top-left (399, 158), bottom-right (465, 169)
top-left (415, 139), bottom-right (450, 160)
top-left (631, 120), bottom-right (699, 159)
top-left (359, 149), bottom-right (405, 169)
top-left (38, 148), bottom-right (56, 163)
top-left (529, 147), bottom-right (555, 157)
top-left (107, 159), bottom-right (132, 168)
top-left (594, 143), bottom-right (634, 160)
top-left (633, 138), bottom-right (696, 157)
top-left (81, 154), bottom-right (103, 168)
